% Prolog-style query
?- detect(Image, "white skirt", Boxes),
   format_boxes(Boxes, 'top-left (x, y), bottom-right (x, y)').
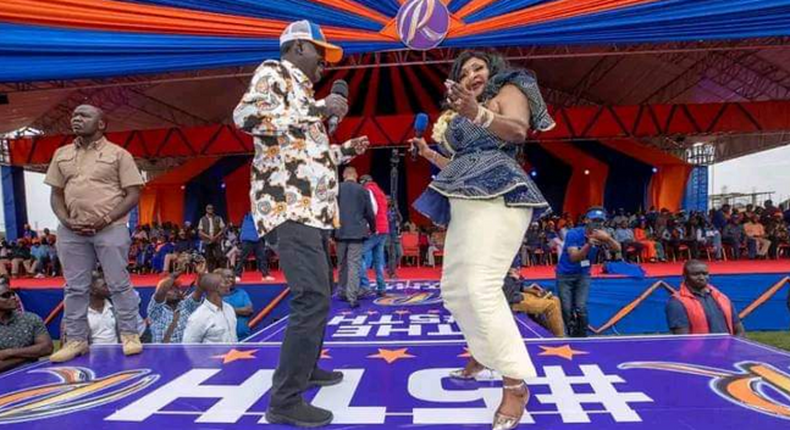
top-left (440, 197), bottom-right (536, 380)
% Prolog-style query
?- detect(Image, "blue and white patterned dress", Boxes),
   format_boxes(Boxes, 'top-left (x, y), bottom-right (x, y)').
top-left (414, 69), bottom-right (554, 226)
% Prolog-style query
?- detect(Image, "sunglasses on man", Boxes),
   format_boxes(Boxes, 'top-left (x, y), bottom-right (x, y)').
top-left (0, 290), bottom-right (17, 299)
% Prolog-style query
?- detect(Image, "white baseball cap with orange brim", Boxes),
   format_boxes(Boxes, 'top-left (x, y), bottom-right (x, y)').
top-left (280, 20), bottom-right (343, 64)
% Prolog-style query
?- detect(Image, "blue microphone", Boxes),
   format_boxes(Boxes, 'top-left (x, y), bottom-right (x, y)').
top-left (411, 113), bottom-right (429, 160)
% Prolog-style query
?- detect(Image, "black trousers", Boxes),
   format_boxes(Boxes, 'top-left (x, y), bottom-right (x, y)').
top-left (268, 222), bottom-right (332, 410)
top-left (234, 239), bottom-right (270, 277)
top-left (204, 242), bottom-right (224, 272)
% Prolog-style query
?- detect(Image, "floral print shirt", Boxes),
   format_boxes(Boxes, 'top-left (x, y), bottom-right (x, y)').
top-left (234, 60), bottom-right (354, 236)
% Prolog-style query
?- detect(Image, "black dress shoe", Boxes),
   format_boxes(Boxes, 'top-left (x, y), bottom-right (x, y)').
top-left (349, 300), bottom-right (360, 309)
top-left (266, 401), bottom-right (333, 427)
top-left (337, 294), bottom-right (348, 302)
top-left (309, 368), bottom-right (344, 387)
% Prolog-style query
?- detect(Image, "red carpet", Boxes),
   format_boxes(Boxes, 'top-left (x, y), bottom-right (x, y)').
top-left (9, 260), bottom-right (789, 290)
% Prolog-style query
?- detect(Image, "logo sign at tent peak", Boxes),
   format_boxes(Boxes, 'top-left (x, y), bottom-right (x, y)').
top-left (396, 0), bottom-right (449, 50)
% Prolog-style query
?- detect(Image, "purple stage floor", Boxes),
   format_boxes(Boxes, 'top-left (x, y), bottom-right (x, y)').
top-left (2, 336), bottom-right (790, 429)
top-left (3, 285), bottom-right (790, 429)
top-left (244, 285), bottom-right (552, 343)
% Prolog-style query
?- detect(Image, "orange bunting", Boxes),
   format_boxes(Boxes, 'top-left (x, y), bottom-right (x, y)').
top-left (451, 0), bottom-right (661, 38)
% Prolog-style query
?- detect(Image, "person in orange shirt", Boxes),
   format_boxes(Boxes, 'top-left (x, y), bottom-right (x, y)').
top-left (743, 215), bottom-right (771, 259)
top-left (634, 220), bottom-right (665, 262)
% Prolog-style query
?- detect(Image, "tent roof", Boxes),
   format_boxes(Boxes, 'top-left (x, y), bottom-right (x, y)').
top-left (4, 0), bottom-right (790, 81)
top-left (4, 1), bottom-right (790, 163)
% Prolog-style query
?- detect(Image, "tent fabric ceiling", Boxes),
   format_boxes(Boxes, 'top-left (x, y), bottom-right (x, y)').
top-left (3, 1), bottom-right (790, 163)
top-left (3, 1), bottom-right (790, 81)
top-left (6, 45), bottom-right (790, 137)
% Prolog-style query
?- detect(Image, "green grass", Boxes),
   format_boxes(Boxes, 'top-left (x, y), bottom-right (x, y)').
top-left (747, 331), bottom-right (790, 351)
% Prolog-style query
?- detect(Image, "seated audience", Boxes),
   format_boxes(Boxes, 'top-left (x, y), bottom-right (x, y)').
top-left (183, 272), bottom-right (237, 344)
top-left (29, 239), bottom-right (51, 279)
top-left (666, 260), bottom-right (745, 335)
top-left (426, 229), bottom-right (445, 267)
top-left (147, 269), bottom-right (205, 343)
top-left (9, 240), bottom-right (35, 278)
top-left (218, 269), bottom-right (254, 340)
top-left (521, 223), bottom-right (550, 266)
top-left (634, 220), bottom-right (665, 262)
top-left (152, 237), bottom-right (175, 273)
top-left (766, 212), bottom-right (789, 258)
top-left (722, 214), bottom-right (745, 259)
top-left (83, 273), bottom-right (120, 344)
top-left (614, 221), bottom-right (644, 262)
top-left (502, 262), bottom-right (564, 337)
top-left (132, 225), bottom-right (149, 242)
top-left (0, 241), bottom-right (12, 278)
top-left (700, 219), bottom-right (723, 260)
top-left (0, 278), bottom-right (54, 372)
top-left (743, 215), bottom-right (771, 259)
top-left (22, 224), bottom-right (37, 241)
top-left (163, 230), bottom-right (195, 274)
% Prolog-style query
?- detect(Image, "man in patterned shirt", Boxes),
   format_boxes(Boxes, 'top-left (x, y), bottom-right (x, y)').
top-left (233, 20), bottom-right (368, 427)
top-left (0, 279), bottom-right (54, 372)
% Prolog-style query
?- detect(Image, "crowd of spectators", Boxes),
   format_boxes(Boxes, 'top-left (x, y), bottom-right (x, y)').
top-left (514, 201), bottom-right (790, 266)
top-left (2, 201), bottom-right (788, 281)
top-left (2, 200), bottom-right (787, 372)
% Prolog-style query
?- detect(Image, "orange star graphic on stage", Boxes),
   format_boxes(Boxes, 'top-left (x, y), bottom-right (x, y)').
top-left (320, 349), bottom-right (332, 360)
top-left (212, 349), bottom-right (258, 364)
top-left (427, 309), bottom-right (441, 314)
top-left (458, 347), bottom-right (472, 358)
top-left (394, 309), bottom-right (411, 316)
top-left (367, 348), bottom-right (415, 364)
top-left (538, 345), bottom-right (589, 361)
top-left (366, 310), bottom-right (379, 315)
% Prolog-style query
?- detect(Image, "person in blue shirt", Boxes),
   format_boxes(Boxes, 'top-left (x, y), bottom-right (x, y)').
top-left (712, 204), bottom-right (730, 231)
top-left (234, 212), bottom-right (274, 282)
top-left (219, 268), bottom-right (253, 340)
top-left (555, 207), bottom-right (621, 337)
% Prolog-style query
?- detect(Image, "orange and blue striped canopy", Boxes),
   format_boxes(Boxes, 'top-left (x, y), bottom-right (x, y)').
top-left (2, 0), bottom-right (790, 81)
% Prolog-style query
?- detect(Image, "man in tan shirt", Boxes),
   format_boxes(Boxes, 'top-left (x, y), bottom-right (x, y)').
top-left (45, 104), bottom-right (145, 362)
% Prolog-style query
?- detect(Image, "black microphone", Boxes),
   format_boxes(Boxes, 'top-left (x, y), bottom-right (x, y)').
top-left (327, 79), bottom-right (348, 135)
top-left (410, 113), bottom-right (429, 160)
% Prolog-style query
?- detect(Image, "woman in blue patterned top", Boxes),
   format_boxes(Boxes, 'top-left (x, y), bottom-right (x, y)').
top-left (410, 51), bottom-right (554, 430)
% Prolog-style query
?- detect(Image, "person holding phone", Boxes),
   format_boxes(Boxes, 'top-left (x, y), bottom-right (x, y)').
top-left (555, 207), bottom-right (621, 338)
top-left (409, 50), bottom-right (554, 430)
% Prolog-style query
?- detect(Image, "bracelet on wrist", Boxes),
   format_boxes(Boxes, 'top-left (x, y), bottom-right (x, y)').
top-left (473, 105), bottom-right (486, 124)
top-left (473, 106), bottom-right (495, 128)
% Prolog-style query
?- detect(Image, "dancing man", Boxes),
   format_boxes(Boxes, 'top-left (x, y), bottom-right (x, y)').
top-left (411, 51), bottom-right (554, 430)
top-left (233, 20), bottom-right (369, 427)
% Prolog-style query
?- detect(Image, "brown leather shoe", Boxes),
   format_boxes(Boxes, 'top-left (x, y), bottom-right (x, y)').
top-left (50, 340), bottom-right (89, 363)
top-left (121, 333), bottom-right (143, 356)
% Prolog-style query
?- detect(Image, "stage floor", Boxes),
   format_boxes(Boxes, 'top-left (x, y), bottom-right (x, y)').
top-left (244, 284), bottom-right (552, 343)
top-left (3, 285), bottom-right (790, 429)
top-left (1, 336), bottom-right (789, 429)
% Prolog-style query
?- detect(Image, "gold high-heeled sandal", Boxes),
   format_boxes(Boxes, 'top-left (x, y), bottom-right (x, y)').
top-left (492, 382), bottom-right (529, 430)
